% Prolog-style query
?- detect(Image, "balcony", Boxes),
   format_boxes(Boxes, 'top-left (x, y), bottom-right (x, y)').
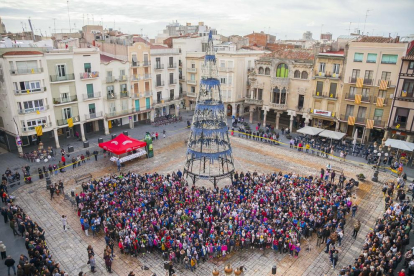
top-left (154, 64), bottom-right (164, 70)
top-left (187, 80), bottom-right (197, 85)
top-left (144, 74), bottom-right (151, 80)
top-left (349, 77), bottom-right (357, 83)
top-left (374, 120), bottom-right (386, 128)
top-left (169, 79), bottom-right (177, 85)
top-left (361, 95), bottom-right (371, 102)
top-left (10, 68), bottom-right (43, 75)
top-left (187, 68), bottom-right (197, 73)
top-left (85, 111), bottom-right (103, 120)
top-left (131, 61), bottom-right (140, 67)
top-left (179, 75), bottom-right (186, 81)
top-left (107, 93), bottom-right (118, 100)
top-left (373, 96), bottom-right (389, 105)
top-left (245, 98), bottom-right (263, 105)
top-left (53, 95), bottom-right (78, 105)
top-left (168, 63), bottom-right (177, 69)
top-left (396, 90), bottom-right (414, 101)
top-left (363, 78), bottom-right (374, 86)
top-left (270, 103), bottom-right (288, 110)
top-left (313, 92), bottom-right (338, 100)
top-left (393, 121), bottom-right (407, 129)
top-left (105, 108), bottom-right (137, 119)
top-left (18, 105), bottom-right (49, 115)
top-left (156, 81), bottom-right (165, 87)
top-left (106, 76), bottom-right (115, 83)
top-left (253, 82), bottom-right (265, 88)
top-left (119, 75), bottom-right (128, 82)
top-left (315, 71), bottom-right (326, 78)
top-left (186, 92), bottom-right (196, 97)
top-left (57, 115), bottom-right (80, 126)
top-left (377, 79), bottom-right (391, 88)
top-left (50, 73), bottom-right (75, 83)
top-left (355, 117), bottom-right (366, 124)
top-left (339, 114), bottom-right (351, 121)
top-left (144, 91), bottom-right (152, 97)
top-left (82, 92), bottom-right (101, 101)
top-left (218, 67), bottom-right (234, 72)
top-left (14, 87), bottom-right (46, 95)
top-left (142, 61), bottom-right (151, 67)
top-left (345, 93), bottom-right (355, 101)
top-left (22, 122), bottom-right (52, 133)
top-left (271, 77), bottom-right (289, 86)
top-left (79, 71), bottom-right (99, 80)
top-left (120, 91), bottom-right (129, 98)
top-left (131, 74), bottom-right (141, 81)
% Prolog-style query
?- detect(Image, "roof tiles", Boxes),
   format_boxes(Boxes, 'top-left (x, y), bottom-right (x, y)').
top-left (357, 36), bottom-right (401, 43)
top-left (3, 51), bottom-right (43, 56)
top-left (263, 49), bottom-right (314, 61)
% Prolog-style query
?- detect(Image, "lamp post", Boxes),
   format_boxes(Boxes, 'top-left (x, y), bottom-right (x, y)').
top-left (371, 148), bottom-right (388, 182)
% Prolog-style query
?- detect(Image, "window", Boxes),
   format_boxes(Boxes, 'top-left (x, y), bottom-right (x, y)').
top-left (381, 71), bottom-right (391, 80)
top-left (107, 85), bottom-right (115, 99)
top-left (120, 84), bottom-right (127, 92)
top-left (191, 86), bottom-right (195, 93)
top-left (294, 70), bottom-right (300, 78)
top-left (367, 53), bottom-right (377, 63)
top-left (220, 77), bottom-right (226, 84)
top-left (276, 63), bottom-right (288, 78)
top-left (16, 61), bottom-right (38, 73)
top-left (89, 103), bottom-right (96, 115)
top-left (258, 89), bottom-right (263, 100)
top-left (349, 86), bottom-right (357, 96)
top-left (265, 68), bottom-right (270, 75)
top-left (316, 81), bottom-right (323, 95)
top-left (364, 70), bottom-right (374, 80)
top-left (57, 64), bottom-right (66, 77)
top-left (119, 69), bottom-right (125, 76)
top-left (258, 67), bottom-right (264, 74)
top-left (228, 61), bottom-right (233, 68)
top-left (357, 106), bottom-right (367, 119)
top-left (169, 57), bottom-right (173, 67)
top-left (121, 100), bottom-right (128, 111)
top-left (156, 74), bottom-right (161, 86)
top-left (84, 63), bottom-right (91, 73)
top-left (362, 88), bottom-right (370, 97)
top-left (109, 103), bottom-right (116, 114)
top-left (333, 64), bottom-right (340, 74)
top-left (354, 53), bottom-right (363, 62)
top-left (19, 100), bottom-right (44, 112)
top-left (409, 61), bottom-right (414, 69)
top-left (403, 80), bottom-right (414, 96)
top-left (345, 105), bottom-right (354, 116)
top-left (156, 58), bottom-right (161, 68)
top-left (351, 69), bottom-right (360, 78)
top-left (16, 81), bottom-right (41, 92)
top-left (374, 109), bottom-right (384, 120)
top-left (228, 75), bottom-right (233, 85)
top-left (301, 71), bottom-right (308, 79)
top-left (170, 73), bottom-right (174, 84)
top-left (319, 63), bottom-right (326, 72)
top-left (248, 60), bottom-right (252, 69)
top-left (22, 118), bottom-right (47, 131)
top-left (220, 61), bottom-right (225, 68)
top-left (132, 54), bottom-right (137, 65)
top-left (381, 54), bottom-right (398, 64)
top-left (86, 84), bottom-right (94, 98)
top-left (170, 89), bottom-right (174, 100)
top-left (329, 83), bottom-right (337, 97)
top-left (191, 63), bottom-right (195, 68)
top-left (378, 90), bottom-right (387, 98)
top-left (191, 74), bottom-right (195, 81)
top-left (394, 108), bottom-right (409, 126)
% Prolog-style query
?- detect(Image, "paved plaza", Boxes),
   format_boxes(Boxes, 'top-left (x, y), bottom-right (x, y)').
top-left (1, 122), bottom-right (398, 276)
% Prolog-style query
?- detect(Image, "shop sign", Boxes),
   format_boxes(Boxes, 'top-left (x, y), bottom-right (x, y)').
top-left (313, 109), bottom-right (331, 117)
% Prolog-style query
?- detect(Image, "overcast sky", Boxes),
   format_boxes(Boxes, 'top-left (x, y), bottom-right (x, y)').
top-left (1, 0), bottom-right (413, 40)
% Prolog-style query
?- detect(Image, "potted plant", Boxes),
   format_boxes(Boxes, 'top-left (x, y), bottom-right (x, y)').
top-left (356, 173), bottom-right (365, 181)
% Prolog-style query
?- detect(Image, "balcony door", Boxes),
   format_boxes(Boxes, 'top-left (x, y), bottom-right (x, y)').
top-left (146, 98), bottom-right (151, 109)
top-left (84, 63), bottom-right (91, 73)
top-left (357, 106), bottom-right (367, 119)
top-left (56, 64), bottom-right (67, 80)
top-left (135, 100), bottom-right (140, 112)
top-left (86, 84), bottom-right (94, 98)
top-left (156, 58), bottom-right (161, 68)
top-left (62, 107), bottom-right (72, 120)
top-left (88, 103), bottom-right (96, 117)
top-left (169, 57), bottom-right (173, 67)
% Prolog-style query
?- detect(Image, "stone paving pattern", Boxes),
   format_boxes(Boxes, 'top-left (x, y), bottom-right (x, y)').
top-left (10, 131), bottom-right (395, 276)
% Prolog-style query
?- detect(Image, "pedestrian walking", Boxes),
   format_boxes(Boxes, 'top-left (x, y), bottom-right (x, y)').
top-left (86, 150), bottom-right (90, 160)
top-left (88, 255), bottom-right (96, 273)
top-left (50, 185), bottom-right (55, 200)
top-left (0, 241), bottom-right (6, 259)
top-left (104, 254), bottom-right (112, 272)
top-left (351, 204), bottom-right (358, 217)
top-left (163, 129), bottom-right (166, 138)
top-left (117, 159), bottom-right (121, 172)
top-left (61, 215), bottom-right (67, 231)
top-left (4, 255), bottom-right (16, 276)
top-left (93, 150), bottom-right (98, 161)
top-left (72, 157), bottom-right (76, 169)
top-left (353, 220), bottom-right (361, 238)
top-left (10, 219), bottom-right (19, 236)
top-left (155, 132), bottom-right (159, 140)
top-left (77, 155), bottom-right (81, 167)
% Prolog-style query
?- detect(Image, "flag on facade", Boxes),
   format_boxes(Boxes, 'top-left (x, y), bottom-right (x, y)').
top-left (35, 126), bottom-right (43, 136)
top-left (366, 119), bottom-right (374, 129)
top-left (355, 94), bottom-right (362, 104)
top-left (356, 78), bottom-right (363, 88)
top-left (376, 97), bottom-right (384, 107)
top-left (348, 116), bottom-right (355, 126)
top-left (67, 118), bottom-right (74, 127)
top-left (379, 80), bottom-right (388, 90)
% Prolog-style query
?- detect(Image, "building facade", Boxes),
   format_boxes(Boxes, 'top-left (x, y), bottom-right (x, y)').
top-left (387, 42), bottom-right (414, 142)
top-left (339, 37), bottom-right (407, 143)
top-left (310, 50), bottom-right (345, 130)
top-left (246, 49), bottom-right (314, 131)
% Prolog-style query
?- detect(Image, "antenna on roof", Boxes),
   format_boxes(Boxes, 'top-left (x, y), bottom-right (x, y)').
top-left (53, 18), bottom-right (56, 35)
top-left (67, 0), bottom-right (71, 33)
top-left (83, 14), bottom-right (85, 26)
top-left (348, 22), bottom-right (352, 35)
top-left (363, 9), bottom-right (373, 35)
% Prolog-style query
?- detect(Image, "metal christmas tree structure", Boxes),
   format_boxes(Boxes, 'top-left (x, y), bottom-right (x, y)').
top-left (184, 31), bottom-right (235, 186)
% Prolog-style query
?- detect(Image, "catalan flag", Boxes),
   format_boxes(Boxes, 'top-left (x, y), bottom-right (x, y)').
top-left (355, 94), bottom-right (362, 104)
top-left (356, 78), bottom-right (364, 88)
top-left (35, 126), bottom-right (43, 136)
top-left (376, 97), bottom-right (384, 107)
top-left (366, 119), bottom-right (374, 129)
top-left (348, 116), bottom-right (355, 126)
top-left (67, 118), bottom-right (74, 128)
top-left (379, 80), bottom-right (388, 90)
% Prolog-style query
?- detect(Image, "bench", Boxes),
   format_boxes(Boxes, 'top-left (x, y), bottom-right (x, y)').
top-left (74, 173), bottom-right (92, 183)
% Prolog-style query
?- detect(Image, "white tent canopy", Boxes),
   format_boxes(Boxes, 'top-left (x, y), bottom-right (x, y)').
top-left (384, 139), bottom-right (414, 152)
top-left (318, 130), bottom-right (346, 140)
top-left (297, 126), bottom-right (324, 136)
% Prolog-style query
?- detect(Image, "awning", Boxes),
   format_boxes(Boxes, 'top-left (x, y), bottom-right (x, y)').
top-left (99, 133), bottom-right (147, 155)
top-left (384, 139), bottom-right (414, 152)
top-left (318, 130), bottom-right (346, 140)
top-left (297, 126), bottom-right (324, 136)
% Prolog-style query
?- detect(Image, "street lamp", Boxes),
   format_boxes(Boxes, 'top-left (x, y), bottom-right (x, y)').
top-left (371, 149), bottom-right (388, 182)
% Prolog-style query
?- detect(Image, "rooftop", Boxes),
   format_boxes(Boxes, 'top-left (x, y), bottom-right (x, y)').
top-left (356, 36), bottom-right (401, 43)
top-left (2, 50), bottom-right (43, 56)
top-left (319, 50), bottom-right (345, 57)
top-left (100, 54), bottom-right (124, 63)
top-left (263, 49), bottom-right (314, 61)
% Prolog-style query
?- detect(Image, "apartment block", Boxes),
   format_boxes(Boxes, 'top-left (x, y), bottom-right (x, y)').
top-left (339, 37), bottom-right (407, 143)
top-left (388, 42), bottom-right (414, 142)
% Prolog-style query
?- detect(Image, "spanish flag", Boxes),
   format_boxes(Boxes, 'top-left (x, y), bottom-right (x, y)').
top-left (35, 126), bottom-right (43, 136)
top-left (355, 94), bottom-right (362, 104)
top-left (67, 118), bottom-right (74, 128)
top-left (376, 97), bottom-right (384, 107)
top-left (356, 78), bottom-right (363, 88)
top-left (366, 119), bottom-right (374, 129)
top-left (348, 116), bottom-right (355, 126)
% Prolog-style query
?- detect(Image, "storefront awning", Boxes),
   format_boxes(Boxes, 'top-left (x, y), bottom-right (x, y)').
top-left (384, 139), bottom-right (414, 152)
top-left (318, 130), bottom-right (346, 140)
top-left (297, 126), bottom-right (324, 136)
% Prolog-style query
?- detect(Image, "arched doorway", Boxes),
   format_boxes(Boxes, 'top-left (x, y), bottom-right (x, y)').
top-left (227, 104), bottom-right (232, 116)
